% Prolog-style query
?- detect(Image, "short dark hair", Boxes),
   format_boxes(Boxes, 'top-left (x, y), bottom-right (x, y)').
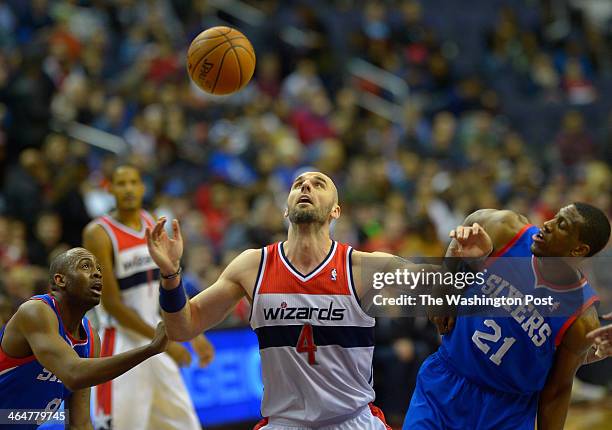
top-left (573, 202), bottom-right (611, 257)
top-left (48, 249), bottom-right (79, 289)
top-left (111, 163), bottom-right (141, 183)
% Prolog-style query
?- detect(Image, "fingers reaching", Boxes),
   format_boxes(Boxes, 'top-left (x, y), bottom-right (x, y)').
top-left (172, 219), bottom-right (182, 242)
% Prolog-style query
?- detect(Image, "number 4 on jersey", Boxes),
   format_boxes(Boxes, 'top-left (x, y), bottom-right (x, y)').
top-left (297, 324), bottom-right (318, 365)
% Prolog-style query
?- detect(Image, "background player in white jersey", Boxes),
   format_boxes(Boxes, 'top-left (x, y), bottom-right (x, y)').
top-left (145, 171), bottom-right (490, 430)
top-left (82, 165), bottom-right (213, 430)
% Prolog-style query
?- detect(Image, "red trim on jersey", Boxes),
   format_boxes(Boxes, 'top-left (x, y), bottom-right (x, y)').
top-left (554, 295), bottom-right (600, 347)
top-left (97, 211), bottom-right (154, 251)
top-left (49, 296), bottom-right (88, 346)
top-left (96, 328), bottom-right (116, 416)
top-left (491, 224), bottom-right (534, 258)
top-left (258, 242), bottom-right (351, 295)
top-left (0, 347), bottom-right (36, 372)
top-left (87, 322), bottom-right (95, 358)
top-left (369, 403), bottom-right (392, 430)
top-left (252, 417), bottom-right (269, 430)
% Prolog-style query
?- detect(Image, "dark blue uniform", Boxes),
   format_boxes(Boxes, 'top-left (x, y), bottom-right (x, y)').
top-left (404, 225), bottom-right (599, 429)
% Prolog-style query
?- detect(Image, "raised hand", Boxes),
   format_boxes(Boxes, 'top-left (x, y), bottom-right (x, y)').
top-left (448, 223), bottom-right (493, 258)
top-left (586, 312), bottom-right (612, 361)
top-left (145, 217), bottom-right (183, 276)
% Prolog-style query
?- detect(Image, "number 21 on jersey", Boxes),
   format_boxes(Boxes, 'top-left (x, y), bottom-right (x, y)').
top-left (297, 324), bottom-right (318, 365)
top-left (472, 319), bottom-right (516, 365)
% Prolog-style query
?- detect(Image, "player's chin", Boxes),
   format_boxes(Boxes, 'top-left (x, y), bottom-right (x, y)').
top-left (87, 294), bottom-right (102, 306)
top-left (530, 242), bottom-right (545, 257)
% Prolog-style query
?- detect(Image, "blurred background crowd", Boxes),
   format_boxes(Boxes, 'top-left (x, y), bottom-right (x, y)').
top-left (0, 0), bottom-right (611, 426)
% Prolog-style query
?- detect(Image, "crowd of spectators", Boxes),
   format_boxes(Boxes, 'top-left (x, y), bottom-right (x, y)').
top-left (0, 0), bottom-right (610, 425)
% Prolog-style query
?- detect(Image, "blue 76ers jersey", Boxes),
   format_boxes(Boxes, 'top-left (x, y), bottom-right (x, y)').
top-left (0, 295), bottom-right (94, 428)
top-left (438, 225), bottom-right (599, 395)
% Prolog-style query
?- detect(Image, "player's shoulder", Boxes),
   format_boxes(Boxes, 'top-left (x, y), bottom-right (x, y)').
top-left (562, 305), bottom-right (600, 354)
top-left (14, 299), bottom-right (57, 330)
top-left (82, 220), bottom-right (111, 246)
top-left (227, 248), bottom-right (264, 271)
top-left (465, 209), bottom-right (530, 252)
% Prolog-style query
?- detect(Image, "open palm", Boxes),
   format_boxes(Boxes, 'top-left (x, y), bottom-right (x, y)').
top-left (448, 223), bottom-right (493, 258)
top-left (145, 217), bottom-right (183, 275)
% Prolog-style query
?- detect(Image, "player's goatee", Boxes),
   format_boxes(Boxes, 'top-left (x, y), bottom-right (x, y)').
top-left (288, 206), bottom-right (326, 224)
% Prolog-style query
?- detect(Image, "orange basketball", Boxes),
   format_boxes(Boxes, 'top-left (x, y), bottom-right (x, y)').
top-left (187, 26), bottom-right (256, 96)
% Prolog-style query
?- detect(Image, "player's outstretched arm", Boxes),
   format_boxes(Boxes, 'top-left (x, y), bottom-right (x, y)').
top-left (537, 306), bottom-right (600, 430)
top-left (146, 217), bottom-right (254, 341)
top-left (16, 301), bottom-right (168, 391)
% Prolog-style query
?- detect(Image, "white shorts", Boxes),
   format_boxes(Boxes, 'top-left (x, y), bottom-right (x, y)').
top-left (93, 327), bottom-right (200, 430)
top-left (257, 405), bottom-right (390, 430)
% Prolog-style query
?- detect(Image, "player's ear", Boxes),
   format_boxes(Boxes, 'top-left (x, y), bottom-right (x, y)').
top-left (570, 243), bottom-right (589, 257)
top-left (330, 204), bottom-right (341, 220)
top-left (53, 274), bottom-right (66, 288)
top-left (283, 207), bottom-right (288, 218)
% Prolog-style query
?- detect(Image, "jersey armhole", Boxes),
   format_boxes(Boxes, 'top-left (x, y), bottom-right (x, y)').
top-left (347, 247), bottom-right (360, 305)
top-left (554, 295), bottom-right (600, 347)
top-left (491, 224), bottom-right (535, 258)
top-left (248, 248), bottom-right (267, 322)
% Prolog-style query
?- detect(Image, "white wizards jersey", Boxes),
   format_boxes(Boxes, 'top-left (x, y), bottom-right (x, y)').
top-left (250, 241), bottom-right (376, 426)
top-left (94, 211), bottom-right (160, 340)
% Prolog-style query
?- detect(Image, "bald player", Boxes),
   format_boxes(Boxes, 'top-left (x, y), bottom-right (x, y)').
top-left (145, 171), bottom-right (491, 430)
top-left (0, 248), bottom-right (168, 430)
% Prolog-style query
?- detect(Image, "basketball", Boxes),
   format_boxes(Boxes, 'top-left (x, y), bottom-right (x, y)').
top-left (187, 26), bottom-right (256, 96)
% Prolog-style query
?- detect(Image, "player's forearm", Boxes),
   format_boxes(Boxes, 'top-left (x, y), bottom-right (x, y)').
top-left (537, 384), bottom-right (572, 430)
top-left (65, 345), bottom-right (158, 390)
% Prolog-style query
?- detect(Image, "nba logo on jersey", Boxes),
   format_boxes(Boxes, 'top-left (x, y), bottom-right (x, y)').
top-left (331, 268), bottom-right (337, 281)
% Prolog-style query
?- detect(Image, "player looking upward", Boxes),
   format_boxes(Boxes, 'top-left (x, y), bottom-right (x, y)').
top-left (0, 248), bottom-right (168, 430)
top-left (146, 171), bottom-right (491, 430)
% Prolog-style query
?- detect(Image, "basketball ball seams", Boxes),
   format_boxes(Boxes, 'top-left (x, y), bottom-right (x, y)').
top-left (211, 47), bottom-right (232, 94)
top-left (188, 36), bottom-right (249, 85)
top-left (218, 30), bottom-right (253, 92)
top-left (212, 27), bottom-right (232, 36)
top-left (231, 48), bottom-right (243, 92)
top-left (233, 45), bottom-right (256, 65)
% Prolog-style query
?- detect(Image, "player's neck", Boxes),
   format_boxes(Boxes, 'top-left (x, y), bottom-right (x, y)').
top-left (535, 257), bottom-right (581, 285)
top-left (285, 225), bottom-right (333, 273)
top-left (112, 208), bottom-right (142, 230)
top-left (52, 294), bottom-right (88, 338)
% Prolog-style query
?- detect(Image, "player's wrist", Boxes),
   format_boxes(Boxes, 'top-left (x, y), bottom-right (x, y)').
top-left (159, 279), bottom-right (187, 313)
top-left (160, 263), bottom-right (181, 278)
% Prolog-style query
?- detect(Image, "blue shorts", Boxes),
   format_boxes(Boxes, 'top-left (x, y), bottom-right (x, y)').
top-left (403, 353), bottom-right (537, 430)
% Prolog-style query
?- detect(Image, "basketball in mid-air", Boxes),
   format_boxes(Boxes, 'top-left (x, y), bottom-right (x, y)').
top-left (187, 26), bottom-right (256, 96)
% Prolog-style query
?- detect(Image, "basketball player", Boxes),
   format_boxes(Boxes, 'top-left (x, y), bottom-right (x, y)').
top-left (0, 247), bottom-right (168, 430)
top-left (82, 165), bottom-right (212, 430)
top-left (403, 204), bottom-right (610, 430)
top-left (145, 171), bottom-right (491, 430)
